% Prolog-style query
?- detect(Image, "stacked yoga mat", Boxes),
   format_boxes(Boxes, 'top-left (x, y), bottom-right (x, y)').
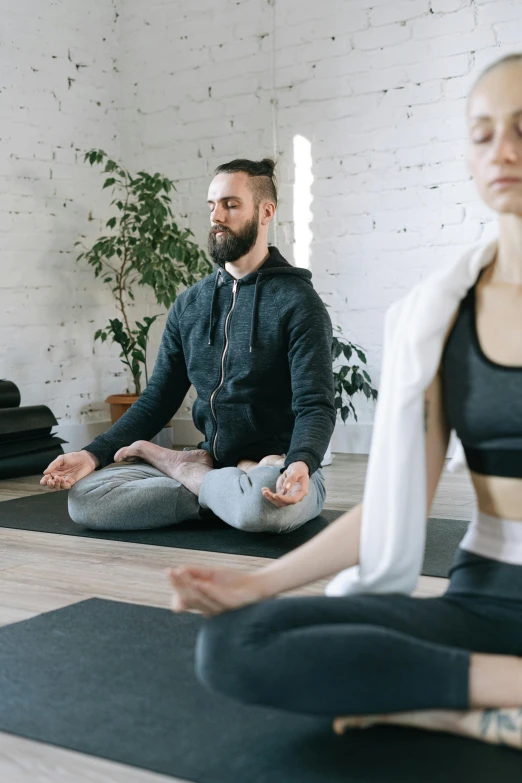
top-left (0, 379), bottom-right (65, 479)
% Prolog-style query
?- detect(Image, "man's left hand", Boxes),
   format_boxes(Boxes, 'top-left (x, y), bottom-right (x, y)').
top-left (262, 461), bottom-right (310, 507)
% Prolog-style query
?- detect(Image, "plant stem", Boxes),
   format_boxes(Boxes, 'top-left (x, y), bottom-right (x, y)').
top-left (116, 171), bottom-right (141, 395)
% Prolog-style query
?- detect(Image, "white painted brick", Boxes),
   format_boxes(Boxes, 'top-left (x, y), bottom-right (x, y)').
top-left (352, 23), bottom-right (411, 51)
top-left (351, 66), bottom-right (410, 94)
top-left (406, 53), bottom-right (472, 82)
top-left (370, 0), bottom-right (430, 27)
top-left (477, 0), bottom-right (522, 24)
top-left (430, 0), bottom-right (470, 12)
top-left (429, 28), bottom-right (497, 59)
top-left (494, 20), bottom-right (522, 45)
top-left (412, 7), bottom-right (476, 39)
top-left (297, 78), bottom-right (353, 102)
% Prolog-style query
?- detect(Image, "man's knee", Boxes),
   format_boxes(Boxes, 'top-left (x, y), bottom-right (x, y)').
top-left (225, 467), bottom-right (290, 532)
top-left (229, 496), bottom-right (287, 533)
top-left (68, 474), bottom-right (105, 527)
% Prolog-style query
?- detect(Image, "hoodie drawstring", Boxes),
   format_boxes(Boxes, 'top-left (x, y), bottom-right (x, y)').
top-left (249, 274), bottom-right (262, 353)
top-left (208, 271), bottom-right (221, 345)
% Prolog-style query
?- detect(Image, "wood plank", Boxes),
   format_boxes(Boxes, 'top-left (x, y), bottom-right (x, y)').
top-left (0, 732), bottom-right (189, 783)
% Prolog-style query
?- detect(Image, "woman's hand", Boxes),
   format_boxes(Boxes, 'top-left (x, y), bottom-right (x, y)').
top-left (168, 565), bottom-right (267, 617)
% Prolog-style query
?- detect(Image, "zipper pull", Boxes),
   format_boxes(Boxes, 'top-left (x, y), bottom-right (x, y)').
top-left (233, 280), bottom-right (238, 293)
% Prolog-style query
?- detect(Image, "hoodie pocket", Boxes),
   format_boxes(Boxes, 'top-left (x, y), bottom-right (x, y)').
top-left (213, 402), bottom-right (262, 464)
top-left (191, 397), bottom-right (208, 436)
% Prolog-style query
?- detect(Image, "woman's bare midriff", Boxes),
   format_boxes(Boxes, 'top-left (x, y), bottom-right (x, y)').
top-left (471, 472), bottom-right (522, 521)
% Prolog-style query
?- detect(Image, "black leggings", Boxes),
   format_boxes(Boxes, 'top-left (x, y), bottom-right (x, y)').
top-left (196, 550), bottom-right (522, 716)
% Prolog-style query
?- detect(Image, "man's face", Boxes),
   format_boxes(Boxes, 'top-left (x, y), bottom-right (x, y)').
top-left (207, 172), bottom-right (260, 267)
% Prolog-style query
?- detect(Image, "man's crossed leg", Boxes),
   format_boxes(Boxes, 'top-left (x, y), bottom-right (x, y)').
top-left (68, 441), bottom-right (325, 534)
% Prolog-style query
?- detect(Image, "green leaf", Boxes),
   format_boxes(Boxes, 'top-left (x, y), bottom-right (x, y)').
top-left (342, 344), bottom-right (353, 361)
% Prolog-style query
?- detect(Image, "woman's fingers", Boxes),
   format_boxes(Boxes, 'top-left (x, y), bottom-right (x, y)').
top-left (169, 571), bottom-right (220, 615)
top-left (170, 571), bottom-right (227, 616)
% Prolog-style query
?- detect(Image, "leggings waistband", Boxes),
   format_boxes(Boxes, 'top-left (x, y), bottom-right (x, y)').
top-left (447, 547), bottom-right (522, 602)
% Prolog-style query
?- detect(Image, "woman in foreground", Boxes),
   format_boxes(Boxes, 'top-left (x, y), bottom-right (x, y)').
top-left (168, 54), bottom-right (522, 749)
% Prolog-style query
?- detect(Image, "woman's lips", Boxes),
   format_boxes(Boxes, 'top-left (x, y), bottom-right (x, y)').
top-left (490, 177), bottom-right (522, 189)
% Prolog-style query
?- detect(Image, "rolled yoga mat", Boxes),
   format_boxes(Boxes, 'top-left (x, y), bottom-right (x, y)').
top-left (0, 446), bottom-right (64, 480)
top-left (0, 435), bottom-right (65, 460)
top-left (0, 405), bottom-right (58, 442)
top-left (0, 490), bottom-right (469, 577)
top-left (0, 379), bottom-right (21, 409)
top-left (0, 598), bottom-right (518, 783)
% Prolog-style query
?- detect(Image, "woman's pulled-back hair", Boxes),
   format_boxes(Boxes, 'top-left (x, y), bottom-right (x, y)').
top-left (470, 52), bottom-right (522, 96)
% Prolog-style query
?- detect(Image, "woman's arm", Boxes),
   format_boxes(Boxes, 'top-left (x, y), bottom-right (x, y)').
top-left (251, 370), bottom-right (450, 598)
top-left (424, 369), bottom-right (451, 516)
top-left (169, 371), bottom-right (451, 614)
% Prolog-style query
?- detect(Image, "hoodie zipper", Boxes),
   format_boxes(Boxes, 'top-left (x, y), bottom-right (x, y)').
top-left (209, 279), bottom-right (239, 461)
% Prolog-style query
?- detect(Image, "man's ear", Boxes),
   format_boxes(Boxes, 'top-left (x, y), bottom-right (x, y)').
top-left (260, 201), bottom-right (276, 225)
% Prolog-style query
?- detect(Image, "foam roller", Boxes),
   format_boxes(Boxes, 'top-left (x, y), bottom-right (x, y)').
top-left (0, 380), bottom-right (21, 409)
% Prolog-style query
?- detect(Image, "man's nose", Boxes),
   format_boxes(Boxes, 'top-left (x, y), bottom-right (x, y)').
top-left (211, 205), bottom-right (227, 224)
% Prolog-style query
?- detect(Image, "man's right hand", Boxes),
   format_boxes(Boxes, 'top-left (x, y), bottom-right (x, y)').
top-left (40, 451), bottom-right (99, 491)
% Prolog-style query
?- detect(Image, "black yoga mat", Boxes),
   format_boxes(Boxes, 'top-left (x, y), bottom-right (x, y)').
top-left (0, 599), bottom-right (518, 783)
top-left (0, 405), bottom-right (57, 441)
top-left (0, 379), bottom-right (21, 409)
top-left (0, 490), bottom-right (468, 576)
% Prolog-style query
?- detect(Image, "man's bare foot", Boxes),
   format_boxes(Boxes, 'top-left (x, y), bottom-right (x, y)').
top-left (333, 708), bottom-right (522, 749)
top-left (237, 459), bottom-right (259, 473)
top-left (114, 441), bottom-right (213, 479)
top-left (237, 455), bottom-right (285, 473)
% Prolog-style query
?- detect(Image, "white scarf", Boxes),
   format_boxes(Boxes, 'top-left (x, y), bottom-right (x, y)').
top-left (326, 240), bottom-right (497, 596)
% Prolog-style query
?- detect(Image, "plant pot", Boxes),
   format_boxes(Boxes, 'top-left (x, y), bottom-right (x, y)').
top-left (105, 394), bottom-right (174, 434)
top-left (105, 393), bottom-right (140, 424)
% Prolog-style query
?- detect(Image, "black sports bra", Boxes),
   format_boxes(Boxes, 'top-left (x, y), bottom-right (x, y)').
top-left (441, 284), bottom-right (522, 479)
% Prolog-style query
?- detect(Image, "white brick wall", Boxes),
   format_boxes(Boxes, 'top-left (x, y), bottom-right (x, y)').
top-left (118, 0), bottom-right (521, 450)
top-left (1, 1), bottom-right (169, 448)
top-left (3, 0), bottom-right (522, 452)
top-left (2, 2), bottom-right (120, 444)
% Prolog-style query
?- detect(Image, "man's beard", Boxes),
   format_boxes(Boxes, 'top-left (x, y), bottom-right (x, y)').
top-left (208, 208), bottom-right (259, 268)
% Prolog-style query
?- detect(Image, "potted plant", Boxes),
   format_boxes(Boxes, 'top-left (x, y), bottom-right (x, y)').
top-left (76, 149), bottom-right (212, 423)
top-left (322, 326), bottom-right (378, 466)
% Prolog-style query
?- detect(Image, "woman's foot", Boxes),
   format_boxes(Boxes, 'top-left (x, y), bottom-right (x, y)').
top-left (333, 708), bottom-right (522, 749)
top-left (114, 441), bottom-right (213, 479)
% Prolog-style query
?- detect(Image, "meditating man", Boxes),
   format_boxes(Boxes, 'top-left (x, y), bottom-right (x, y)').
top-left (41, 158), bottom-right (336, 534)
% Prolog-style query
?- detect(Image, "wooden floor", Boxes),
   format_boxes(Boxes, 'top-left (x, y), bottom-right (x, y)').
top-left (0, 453), bottom-right (475, 782)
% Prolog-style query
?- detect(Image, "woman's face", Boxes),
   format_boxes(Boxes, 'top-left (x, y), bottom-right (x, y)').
top-left (467, 62), bottom-right (522, 218)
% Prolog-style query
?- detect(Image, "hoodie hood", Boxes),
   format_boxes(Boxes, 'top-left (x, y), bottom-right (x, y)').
top-left (208, 246), bottom-right (312, 350)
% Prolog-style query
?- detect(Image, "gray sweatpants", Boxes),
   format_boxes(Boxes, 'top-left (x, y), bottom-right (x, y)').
top-left (68, 462), bottom-right (326, 534)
